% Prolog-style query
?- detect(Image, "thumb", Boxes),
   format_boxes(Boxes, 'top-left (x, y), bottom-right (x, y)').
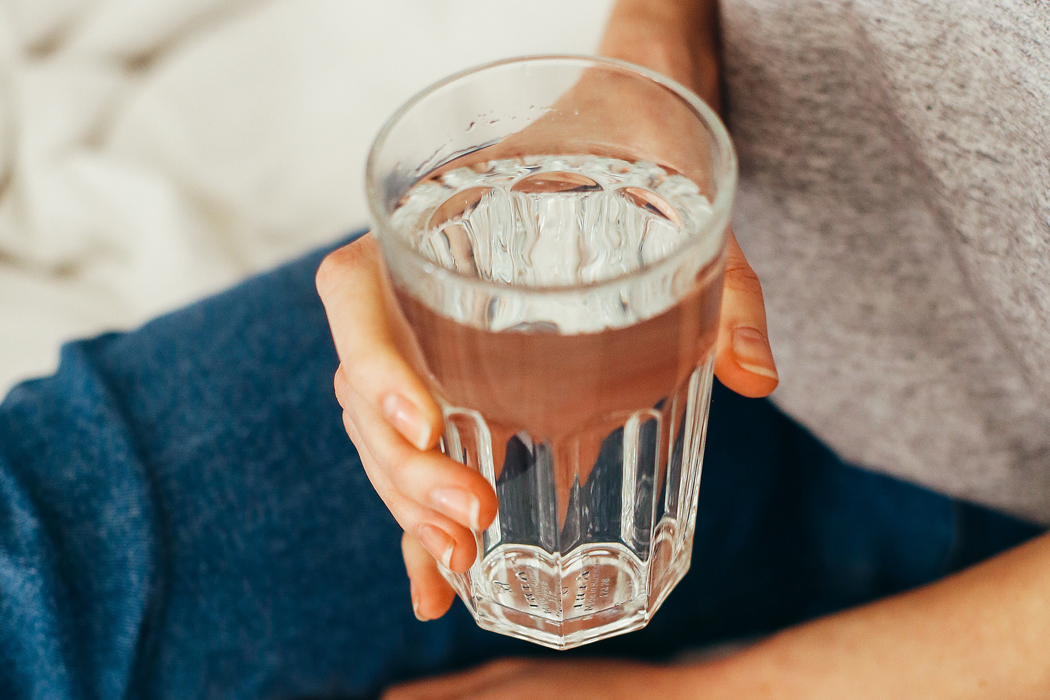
top-left (714, 229), bottom-right (779, 398)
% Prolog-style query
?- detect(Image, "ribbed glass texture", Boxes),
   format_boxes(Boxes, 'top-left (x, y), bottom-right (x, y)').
top-left (441, 359), bottom-right (715, 649)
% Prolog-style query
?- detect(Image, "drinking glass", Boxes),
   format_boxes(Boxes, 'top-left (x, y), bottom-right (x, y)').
top-left (366, 55), bottom-right (736, 649)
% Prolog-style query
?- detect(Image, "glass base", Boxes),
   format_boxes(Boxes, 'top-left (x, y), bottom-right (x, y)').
top-left (443, 525), bottom-right (693, 650)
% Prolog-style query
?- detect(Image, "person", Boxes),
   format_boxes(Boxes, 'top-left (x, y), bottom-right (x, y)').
top-left (1, 0), bottom-right (1048, 698)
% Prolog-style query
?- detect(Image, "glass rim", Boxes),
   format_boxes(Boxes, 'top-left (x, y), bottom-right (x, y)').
top-left (365, 54), bottom-right (738, 297)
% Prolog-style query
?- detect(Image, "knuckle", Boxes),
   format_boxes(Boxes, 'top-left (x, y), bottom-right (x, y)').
top-left (341, 352), bottom-right (418, 411)
top-left (402, 548), bottom-right (432, 576)
top-left (341, 410), bottom-right (364, 445)
top-left (388, 449), bottom-right (427, 489)
top-left (314, 251), bottom-right (343, 297)
top-left (723, 260), bottom-right (763, 294)
top-left (333, 366), bottom-right (351, 407)
top-left (334, 365), bottom-right (388, 420)
top-left (400, 530), bottom-right (416, 552)
top-left (314, 235), bottom-right (377, 296)
top-left (366, 471), bottom-right (418, 534)
top-left (341, 355), bottom-right (388, 397)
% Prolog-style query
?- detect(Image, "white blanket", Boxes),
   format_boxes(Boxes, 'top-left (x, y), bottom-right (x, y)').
top-left (0, 0), bottom-right (612, 393)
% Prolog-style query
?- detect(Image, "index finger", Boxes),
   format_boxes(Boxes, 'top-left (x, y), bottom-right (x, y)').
top-left (315, 234), bottom-right (442, 450)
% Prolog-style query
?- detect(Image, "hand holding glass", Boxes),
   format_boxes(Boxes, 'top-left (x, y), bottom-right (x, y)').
top-left (364, 56), bottom-right (737, 649)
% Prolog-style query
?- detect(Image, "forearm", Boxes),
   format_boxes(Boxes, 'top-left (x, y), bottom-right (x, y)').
top-left (696, 530), bottom-right (1050, 698)
top-left (606, 0), bottom-right (715, 27)
top-left (599, 0), bottom-right (722, 108)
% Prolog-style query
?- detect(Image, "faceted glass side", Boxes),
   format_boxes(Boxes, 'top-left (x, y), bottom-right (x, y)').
top-left (439, 357), bottom-right (716, 650)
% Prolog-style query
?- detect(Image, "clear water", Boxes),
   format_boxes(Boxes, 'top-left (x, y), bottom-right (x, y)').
top-left (388, 155), bottom-right (722, 649)
top-left (390, 155), bottom-right (718, 333)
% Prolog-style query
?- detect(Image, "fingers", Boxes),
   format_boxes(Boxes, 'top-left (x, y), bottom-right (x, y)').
top-left (342, 390), bottom-right (481, 618)
top-left (317, 234), bottom-right (500, 619)
top-left (316, 235), bottom-right (442, 451)
top-left (338, 371), bottom-right (497, 570)
top-left (714, 229), bottom-right (779, 398)
top-left (402, 533), bottom-right (457, 621)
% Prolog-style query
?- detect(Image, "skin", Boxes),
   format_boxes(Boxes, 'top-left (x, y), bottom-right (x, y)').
top-left (319, 0), bottom-right (1050, 697)
top-left (315, 0), bottom-right (776, 621)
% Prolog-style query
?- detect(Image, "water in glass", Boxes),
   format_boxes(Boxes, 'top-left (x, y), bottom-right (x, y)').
top-left (388, 154), bottom-right (724, 649)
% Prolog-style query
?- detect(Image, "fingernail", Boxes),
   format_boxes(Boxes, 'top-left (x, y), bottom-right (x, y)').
top-left (417, 523), bottom-right (455, 570)
top-left (382, 393), bottom-right (432, 450)
top-left (430, 488), bottom-right (481, 531)
top-left (410, 580), bottom-right (427, 621)
top-left (732, 327), bottom-right (779, 380)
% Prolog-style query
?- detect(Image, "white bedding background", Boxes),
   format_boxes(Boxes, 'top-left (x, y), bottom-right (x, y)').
top-left (0, 0), bottom-right (613, 393)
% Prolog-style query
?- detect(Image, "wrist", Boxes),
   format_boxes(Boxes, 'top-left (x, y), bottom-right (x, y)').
top-left (599, 0), bottom-right (722, 110)
top-left (610, 0), bottom-right (711, 25)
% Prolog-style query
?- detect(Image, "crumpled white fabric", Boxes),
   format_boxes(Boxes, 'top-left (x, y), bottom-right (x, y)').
top-left (0, 0), bottom-right (612, 392)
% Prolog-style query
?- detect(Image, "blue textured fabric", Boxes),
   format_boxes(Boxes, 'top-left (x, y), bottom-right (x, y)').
top-left (0, 235), bottom-right (1043, 700)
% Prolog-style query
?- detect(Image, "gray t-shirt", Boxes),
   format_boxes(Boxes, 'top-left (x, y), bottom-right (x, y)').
top-left (721, 0), bottom-right (1050, 523)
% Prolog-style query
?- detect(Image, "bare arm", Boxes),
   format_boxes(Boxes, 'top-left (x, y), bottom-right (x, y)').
top-left (695, 530), bottom-right (1050, 698)
top-left (599, 0), bottom-right (722, 110)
